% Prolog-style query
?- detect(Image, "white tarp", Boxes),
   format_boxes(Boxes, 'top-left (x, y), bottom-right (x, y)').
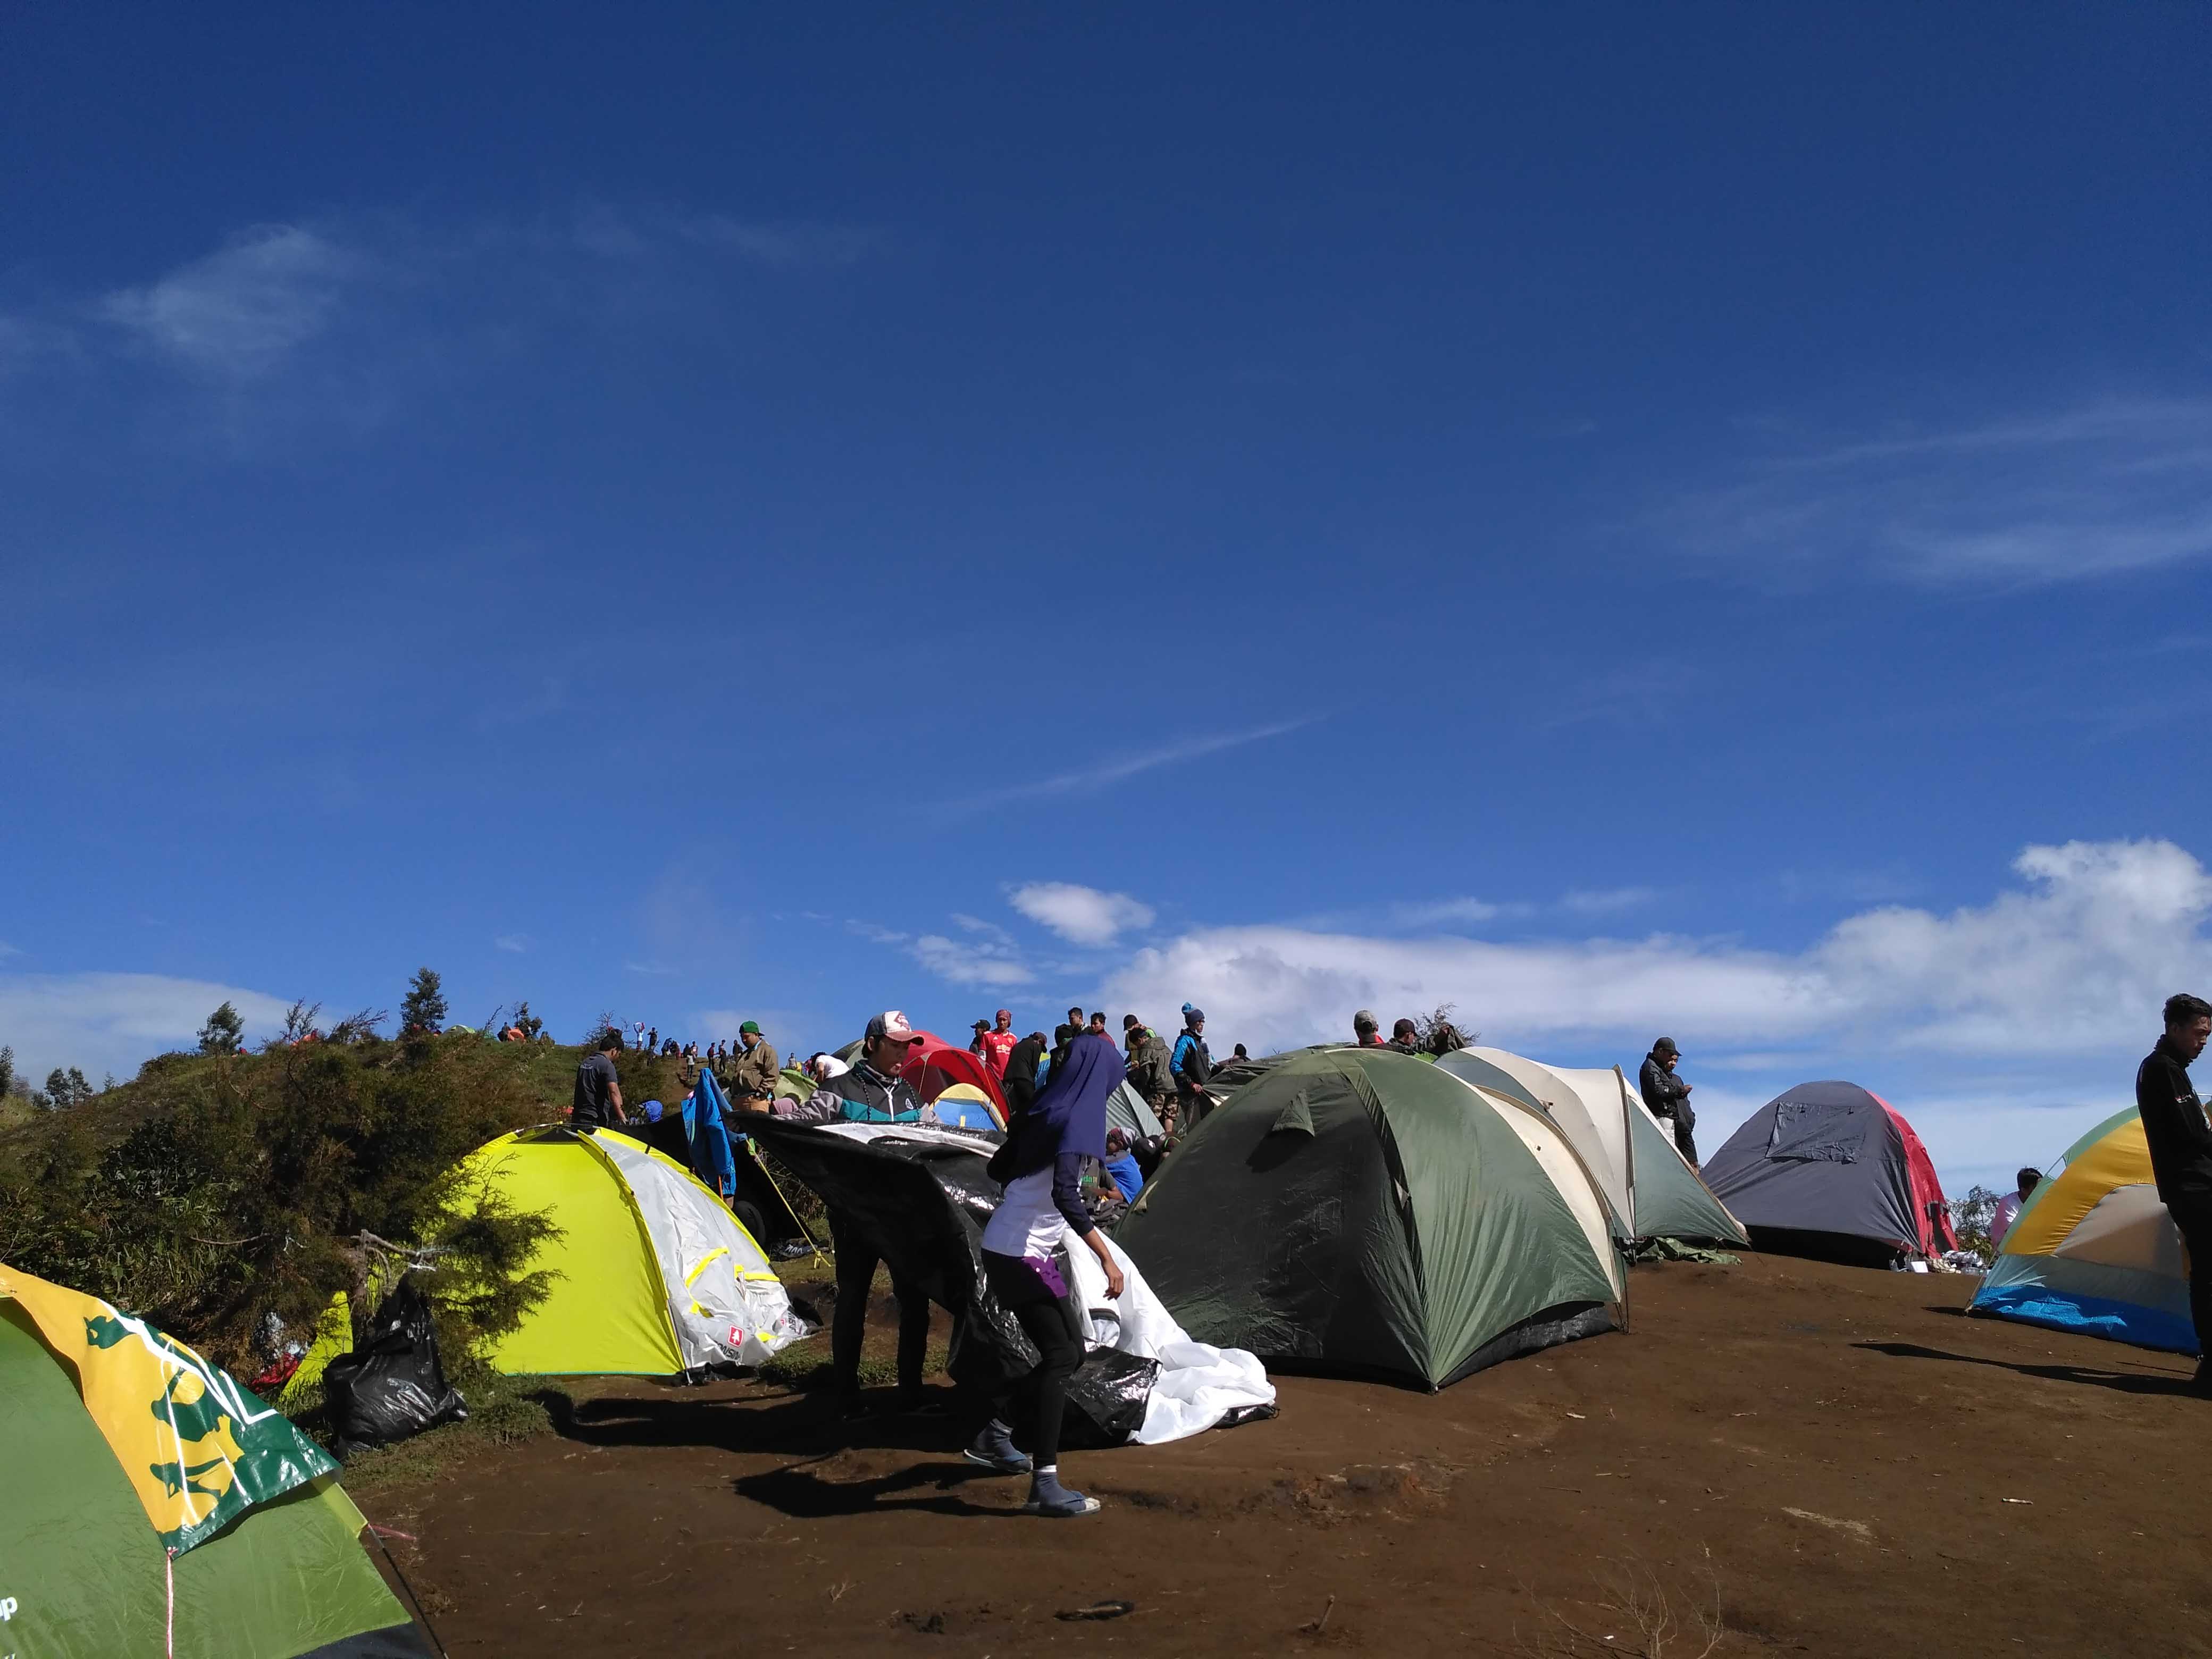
top-left (803, 1122), bottom-right (1275, 1443)
top-left (595, 1134), bottom-right (812, 1370)
top-left (1069, 1233), bottom-right (1276, 1445)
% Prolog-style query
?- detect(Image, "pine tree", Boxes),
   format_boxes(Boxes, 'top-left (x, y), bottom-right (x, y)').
top-left (401, 967), bottom-right (448, 1035)
top-left (44, 1067), bottom-right (93, 1109)
top-left (198, 1001), bottom-right (246, 1055)
top-left (0, 1044), bottom-right (14, 1097)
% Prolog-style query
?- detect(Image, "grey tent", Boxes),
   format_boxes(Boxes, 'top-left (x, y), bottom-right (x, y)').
top-left (1105, 1079), bottom-right (1164, 1139)
top-left (1702, 1082), bottom-right (1958, 1266)
top-left (1118, 1047), bottom-right (1622, 1389)
top-left (1436, 1049), bottom-right (1746, 1245)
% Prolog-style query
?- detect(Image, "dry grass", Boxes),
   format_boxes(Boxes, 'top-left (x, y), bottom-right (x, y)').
top-left (1517, 1551), bottom-right (1727, 1658)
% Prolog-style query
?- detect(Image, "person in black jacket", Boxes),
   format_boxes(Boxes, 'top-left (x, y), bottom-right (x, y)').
top-left (2138, 992), bottom-right (2212, 1386)
top-left (1639, 1038), bottom-right (1696, 1167)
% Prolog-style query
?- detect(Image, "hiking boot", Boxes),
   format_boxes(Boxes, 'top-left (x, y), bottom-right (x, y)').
top-left (962, 1420), bottom-right (1032, 1475)
top-left (1021, 1470), bottom-right (1100, 1517)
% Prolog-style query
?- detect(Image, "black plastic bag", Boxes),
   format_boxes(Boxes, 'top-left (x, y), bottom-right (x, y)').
top-left (1058, 1348), bottom-right (1159, 1448)
top-left (324, 1278), bottom-right (467, 1457)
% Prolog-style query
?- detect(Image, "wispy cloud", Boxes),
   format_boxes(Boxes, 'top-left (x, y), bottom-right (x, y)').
top-left (1560, 886), bottom-right (1658, 917)
top-left (623, 959), bottom-right (679, 976)
top-left (493, 934), bottom-right (531, 954)
top-left (0, 971), bottom-right (294, 1084)
top-left (1662, 396), bottom-right (2212, 586)
top-left (911, 934), bottom-right (1034, 988)
top-left (1008, 882), bottom-right (1155, 947)
top-left (950, 719), bottom-right (1316, 814)
top-left (97, 225), bottom-right (359, 379)
top-left (1387, 897), bottom-right (1507, 928)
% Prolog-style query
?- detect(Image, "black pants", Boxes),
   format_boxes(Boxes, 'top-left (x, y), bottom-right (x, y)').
top-left (828, 1209), bottom-right (931, 1398)
top-left (1672, 1109), bottom-right (1699, 1169)
top-left (981, 1250), bottom-right (1085, 1468)
top-left (2169, 1199), bottom-right (2212, 1363)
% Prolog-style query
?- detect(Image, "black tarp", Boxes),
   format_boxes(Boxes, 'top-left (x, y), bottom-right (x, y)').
top-left (747, 1120), bottom-right (1161, 1445)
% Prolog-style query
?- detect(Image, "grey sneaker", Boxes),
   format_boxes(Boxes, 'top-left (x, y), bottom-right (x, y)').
top-left (962, 1421), bottom-right (1032, 1475)
top-left (1022, 1470), bottom-right (1101, 1517)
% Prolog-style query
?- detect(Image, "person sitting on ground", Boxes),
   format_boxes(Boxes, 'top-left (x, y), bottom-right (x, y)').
top-left (1352, 1010), bottom-right (1384, 1048)
top-left (1387, 1018), bottom-right (1421, 1056)
top-left (1639, 1037), bottom-right (1698, 1166)
top-left (571, 1029), bottom-right (628, 1133)
top-left (1990, 1168), bottom-right (2042, 1248)
top-left (966, 1029), bottom-right (1127, 1516)
top-left (1002, 1031), bottom-right (1049, 1116)
top-left (742, 1012), bottom-right (934, 1415)
top-left (728, 1020), bottom-right (781, 1109)
top-left (1102, 1127), bottom-right (1145, 1203)
top-left (1170, 1006), bottom-right (1212, 1116)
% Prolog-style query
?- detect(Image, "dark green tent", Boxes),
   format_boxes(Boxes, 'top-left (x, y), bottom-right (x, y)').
top-left (1118, 1047), bottom-right (1623, 1389)
top-left (0, 1284), bottom-right (431, 1657)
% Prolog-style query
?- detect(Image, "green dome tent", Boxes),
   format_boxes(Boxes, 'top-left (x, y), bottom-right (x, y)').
top-left (0, 1263), bottom-right (431, 1658)
top-left (1117, 1047), bottom-right (1623, 1389)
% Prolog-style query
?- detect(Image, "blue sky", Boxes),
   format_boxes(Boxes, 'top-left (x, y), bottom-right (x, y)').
top-left (5, 5), bottom-right (2210, 1194)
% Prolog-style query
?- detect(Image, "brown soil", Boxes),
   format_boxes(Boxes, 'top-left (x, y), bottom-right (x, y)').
top-left (363, 1253), bottom-right (2212, 1656)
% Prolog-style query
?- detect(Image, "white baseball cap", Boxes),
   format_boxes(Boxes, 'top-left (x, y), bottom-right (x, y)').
top-left (865, 1010), bottom-right (924, 1044)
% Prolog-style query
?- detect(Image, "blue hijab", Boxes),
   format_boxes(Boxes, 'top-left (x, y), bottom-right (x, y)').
top-left (1003, 1031), bottom-right (1123, 1178)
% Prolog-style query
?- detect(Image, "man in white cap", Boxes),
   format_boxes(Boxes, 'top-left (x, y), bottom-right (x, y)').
top-left (742, 1012), bottom-right (934, 1415)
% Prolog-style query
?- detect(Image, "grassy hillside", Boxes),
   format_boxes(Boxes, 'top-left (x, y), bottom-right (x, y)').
top-left (0, 1032), bottom-right (686, 1369)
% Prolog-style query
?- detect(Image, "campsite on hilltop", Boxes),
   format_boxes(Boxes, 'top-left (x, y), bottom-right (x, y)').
top-left (7, 1015), bottom-right (2212, 1656)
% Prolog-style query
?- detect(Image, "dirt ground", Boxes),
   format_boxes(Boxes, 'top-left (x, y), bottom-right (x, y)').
top-left (364, 1253), bottom-right (2212, 1657)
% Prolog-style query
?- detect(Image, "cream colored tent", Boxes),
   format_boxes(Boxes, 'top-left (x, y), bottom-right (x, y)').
top-left (1436, 1048), bottom-right (1746, 1244)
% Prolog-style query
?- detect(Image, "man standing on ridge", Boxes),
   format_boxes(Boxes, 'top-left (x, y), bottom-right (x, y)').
top-left (1387, 1018), bottom-right (1421, 1055)
top-left (1353, 1010), bottom-right (1384, 1048)
top-left (2136, 992), bottom-right (2212, 1389)
top-left (728, 1020), bottom-right (780, 1108)
top-left (980, 1008), bottom-right (1018, 1079)
top-left (1640, 1037), bottom-right (1697, 1167)
top-left (572, 1029), bottom-right (628, 1133)
top-left (1171, 1006), bottom-right (1211, 1117)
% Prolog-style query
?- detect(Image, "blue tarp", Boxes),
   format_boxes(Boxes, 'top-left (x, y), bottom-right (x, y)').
top-left (685, 1070), bottom-right (739, 1200)
top-left (1970, 1281), bottom-right (2198, 1356)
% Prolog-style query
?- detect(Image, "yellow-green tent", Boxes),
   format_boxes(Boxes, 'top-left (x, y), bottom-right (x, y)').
top-left (456, 1126), bottom-right (812, 1376)
top-left (1971, 1108), bottom-right (2196, 1353)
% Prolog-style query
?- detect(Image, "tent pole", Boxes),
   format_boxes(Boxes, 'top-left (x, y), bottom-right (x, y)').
top-left (1614, 1064), bottom-right (1636, 1335)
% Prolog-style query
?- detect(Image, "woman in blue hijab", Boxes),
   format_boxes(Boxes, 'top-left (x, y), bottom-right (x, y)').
top-left (966, 1030), bottom-right (1127, 1516)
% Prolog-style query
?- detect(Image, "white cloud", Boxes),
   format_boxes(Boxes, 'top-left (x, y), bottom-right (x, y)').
top-left (0, 973), bottom-right (295, 1085)
top-left (98, 225), bottom-right (358, 378)
top-left (1665, 396), bottom-right (2212, 585)
top-left (493, 934), bottom-right (530, 954)
top-left (1099, 838), bottom-right (2212, 1064)
top-left (910, 935), bottom-right (1033, 988)
top-left (1009, 882), bottom-right (1157, 947)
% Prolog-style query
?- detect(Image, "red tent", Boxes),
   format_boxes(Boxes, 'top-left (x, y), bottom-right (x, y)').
top-left (899, 1033), bottom-right (1009, 1128)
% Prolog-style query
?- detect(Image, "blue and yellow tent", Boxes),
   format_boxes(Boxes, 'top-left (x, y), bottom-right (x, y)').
top-left (1971, 1107), bottom-right (2196, 1354)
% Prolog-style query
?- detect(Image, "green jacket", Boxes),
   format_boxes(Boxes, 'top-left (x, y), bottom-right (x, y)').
top-left (728, 1037), bottom-right (781, 1099)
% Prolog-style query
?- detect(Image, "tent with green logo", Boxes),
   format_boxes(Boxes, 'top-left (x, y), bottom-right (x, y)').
top-left (1117, 1047), bottom-right (1623, 1389)
top-left (1436, 1048), bottom-right (1746, 1245)
top-left (0, 1261), bottom-right (431, 1658)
